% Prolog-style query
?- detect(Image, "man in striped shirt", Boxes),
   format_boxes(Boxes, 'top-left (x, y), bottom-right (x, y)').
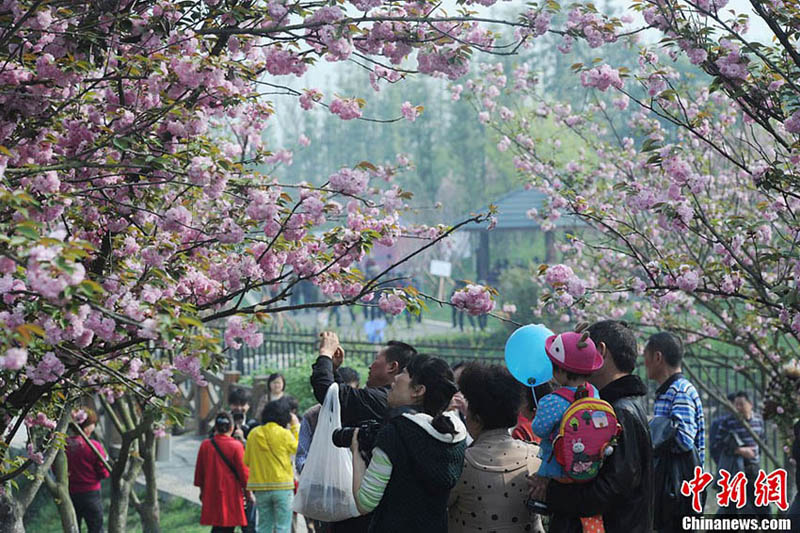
top-left (644, 332), bottom-right (706, 532)
top-left (645, 332), bottom-right (706, 462)
top-left (712, 391), bottom-right (767, 516)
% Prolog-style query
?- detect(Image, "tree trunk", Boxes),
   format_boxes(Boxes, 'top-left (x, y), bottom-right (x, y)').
top-left (0, 404), bottom-right (73, 533)
top-left (107, 457), bottom-right (141, 533)
top-left (0, 493), bottom-right (25, 533)
top-left (44, 449), bottom-right (79, 533)
top-left (136, 428), bottom-right (161, 533)
top-left (104, 396), bottom-right (155, 533)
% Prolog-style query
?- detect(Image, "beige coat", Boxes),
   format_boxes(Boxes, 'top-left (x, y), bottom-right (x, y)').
top-left (448, 428), bottom-right (544, 533)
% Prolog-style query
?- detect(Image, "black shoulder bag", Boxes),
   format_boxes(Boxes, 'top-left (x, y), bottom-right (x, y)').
top-left (210, 436), bottom-right (257, 533)
top-left (650, 416), bottom-right (705, 529)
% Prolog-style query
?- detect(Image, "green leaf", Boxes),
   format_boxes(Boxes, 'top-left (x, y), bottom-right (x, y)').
top-left (15, 225), bottom-right (38, 240)
top-left (112, 137), bottom-right (130, 151)
top-left (178, 316), bottom-right (204, 328)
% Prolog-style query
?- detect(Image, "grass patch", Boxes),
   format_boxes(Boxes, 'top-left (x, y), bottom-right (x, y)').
top-left (24, 483), bottom-right (205, 533)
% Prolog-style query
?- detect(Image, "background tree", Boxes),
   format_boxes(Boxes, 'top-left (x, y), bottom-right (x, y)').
top-left (0, 0), bottom-right (538, 529)
top-left (468, 0), bottom-right (800, 457)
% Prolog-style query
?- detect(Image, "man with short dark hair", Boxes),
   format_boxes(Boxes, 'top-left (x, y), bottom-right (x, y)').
top-left (542, 320), bottom-right (654, 533)
top-left (228, 387), bottom-right (257, 442)
top-left (712, 391), bottom-right (766, 516)
top-left (644, 332), bottom-right (705, 460)
top-left (311, 331), bottom-right (417, 426)
top-left (310, 330), bottom-right (417, 533)
top-left (644, 331), bottom-right (706, 532)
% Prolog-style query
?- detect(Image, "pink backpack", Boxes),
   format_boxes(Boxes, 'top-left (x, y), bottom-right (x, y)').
top-left (552, 385), bottom-right (622, 481)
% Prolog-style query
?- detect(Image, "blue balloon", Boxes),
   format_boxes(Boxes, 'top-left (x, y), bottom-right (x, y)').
top-left (505, 324), bottom-right (555, 386)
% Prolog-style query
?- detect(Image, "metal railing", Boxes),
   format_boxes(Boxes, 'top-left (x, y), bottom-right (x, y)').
top-left (226, 325), bottom-right (505, 375)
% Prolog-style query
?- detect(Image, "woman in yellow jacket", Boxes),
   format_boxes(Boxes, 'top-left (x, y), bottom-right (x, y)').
top-left (244, 399), bottom-right (300, 533)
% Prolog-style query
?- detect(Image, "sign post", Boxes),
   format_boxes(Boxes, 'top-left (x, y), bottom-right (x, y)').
top-left (429, 260), bottom-right (452, 301)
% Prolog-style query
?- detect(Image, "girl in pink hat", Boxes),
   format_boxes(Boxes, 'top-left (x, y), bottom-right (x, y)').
top-left (530, 328), bottom-right (606, 533)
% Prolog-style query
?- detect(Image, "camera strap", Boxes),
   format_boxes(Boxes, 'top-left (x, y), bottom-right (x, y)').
top-left (210, 436), bottom-right (246, 497)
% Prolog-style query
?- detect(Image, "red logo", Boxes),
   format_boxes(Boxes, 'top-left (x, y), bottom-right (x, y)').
top-left (753, 469), bottom-right (789, 511)
top-left (680, 466), bottom-right (713, 513)
top-left (716, 469), bottom-right (748, 509)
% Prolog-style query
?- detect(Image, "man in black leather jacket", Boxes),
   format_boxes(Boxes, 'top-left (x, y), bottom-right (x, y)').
top-left (541, 320), bottom-right (654, 533)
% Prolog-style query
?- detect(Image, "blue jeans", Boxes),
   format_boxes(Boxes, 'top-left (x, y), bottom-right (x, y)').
top-left (255, 490), bottom-right (293, 533)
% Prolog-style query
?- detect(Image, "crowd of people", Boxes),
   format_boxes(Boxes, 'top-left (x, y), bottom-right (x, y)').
top-left (187, 321), bottom-right (793, 533)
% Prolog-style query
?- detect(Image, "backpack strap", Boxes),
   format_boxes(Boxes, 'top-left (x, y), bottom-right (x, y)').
top-left (553, 388), bottom-right (575, 403)
top-left (552, 383), bottom-right (594, 404)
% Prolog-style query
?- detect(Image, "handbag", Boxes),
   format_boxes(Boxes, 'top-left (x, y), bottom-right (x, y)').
top-left (650, 416), bottom-right (705, 529)
top-left (210, 436), bottom-right (257, 533)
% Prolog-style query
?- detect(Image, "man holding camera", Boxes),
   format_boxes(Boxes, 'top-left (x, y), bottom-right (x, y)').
top-left (310, 330), bottom-right (417, 533)
top-left (228, 388), bottom-right (258, 443)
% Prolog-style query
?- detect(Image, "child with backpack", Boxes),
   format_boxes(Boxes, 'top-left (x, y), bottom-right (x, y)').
top-left (530, 326), bottom-right (621, 533)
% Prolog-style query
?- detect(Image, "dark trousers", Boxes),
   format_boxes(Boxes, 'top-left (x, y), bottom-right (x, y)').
top-left (211, 528), bottom-right (234, 533)
top-left (71, 489), bottom-right (104, 533)
top-left (330, 513), bottom-right (371, 533)
top-left (789, 494), bottom-right (800, 533)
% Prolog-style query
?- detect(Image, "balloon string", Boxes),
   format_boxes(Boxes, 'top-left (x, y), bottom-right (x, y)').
top-left (531, 386), bottom-right (539, 411)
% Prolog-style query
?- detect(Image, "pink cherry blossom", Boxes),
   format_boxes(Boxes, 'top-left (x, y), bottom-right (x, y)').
top-left (785, 111), bottom-right (800, 134)
top-left (329, 168), bottom-right (369, 195)
top-left (675, 266), bottom-right (700, 292)
top-left (143, 367), bottom-right (178, 397)
top-left (175, 355), bottom-right (208, 386)
top-left (24, 412), bottom-right (57, 430)
top-left (26, 444), bottom-right (44, 465)
top-left (299, 89), bottom-right (323, 110)
top-left (401, 101), bottom-right (421, 122)
top-left (1, 348), bottom-right (27, 370)
top-left (580, 64), bottom-right (624, 91)
top-left (26, 352), bottom-right (65, 385)
top-left (451, 284), bottom-right (495, 316)
top-left (378, 291), bottom-right (406, 315)
top-left (329, 97), bottom-right (363, 120)
top-left (72, 409), bottom-right (88, 425)
top-left (162, 206), bottom-right (192, 232)
top-left (224, 316), bottom-right (264, 350)
top-left (545, 264), bottom-right (575, 286)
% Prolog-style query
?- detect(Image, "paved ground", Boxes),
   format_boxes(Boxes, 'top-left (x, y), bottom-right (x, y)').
top-left (151, 432), bottom-right (205, 504)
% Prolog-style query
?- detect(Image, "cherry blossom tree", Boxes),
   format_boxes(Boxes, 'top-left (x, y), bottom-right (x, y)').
top-left (0, 0), bottom-right (533, 529)
top-left (466, 0), bottom-right (800, 459)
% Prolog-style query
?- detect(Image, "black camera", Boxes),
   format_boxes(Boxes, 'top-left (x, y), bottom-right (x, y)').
top-left (332, 420), bottom-right (383, 461)
top-left (232, 412), bottom-right (245, 425)
top-left (526, 499), bottom-right (549, 514)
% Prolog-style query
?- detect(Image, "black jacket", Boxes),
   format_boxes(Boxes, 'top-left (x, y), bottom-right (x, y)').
top-left (547, 374), bottom-right (654, 533)
top-left (368, 412), bottom-right (467, 533)
top-left (310, 356), bottom-right (389, 427)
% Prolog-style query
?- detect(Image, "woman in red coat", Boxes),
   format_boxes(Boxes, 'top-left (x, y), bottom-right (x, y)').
top-left (194, 412), bottom-right (252, 532)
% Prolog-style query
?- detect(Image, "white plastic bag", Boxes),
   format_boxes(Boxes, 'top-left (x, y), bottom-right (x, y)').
top-left (292, 383), bottom-right (360, 521)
